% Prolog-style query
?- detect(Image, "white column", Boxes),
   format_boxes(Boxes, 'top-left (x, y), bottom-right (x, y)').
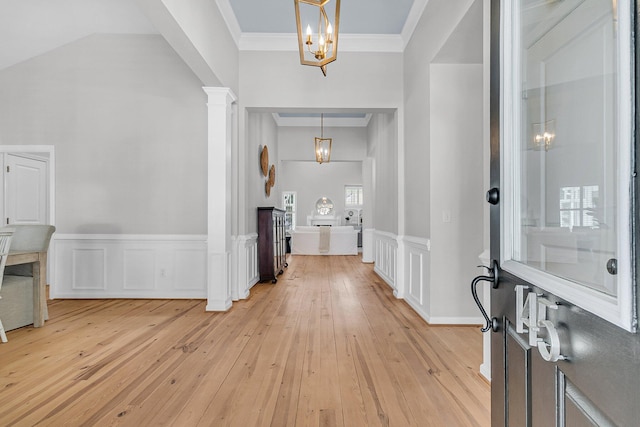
top-left (204, 87), bottom-right (237, 311)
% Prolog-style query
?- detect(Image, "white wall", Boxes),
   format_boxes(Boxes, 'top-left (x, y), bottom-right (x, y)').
top-left (401, 0), bottom-right (485, 324)
top-left (280, 161), bottom-right (362, 228)
top-left (244, 112), bottom-right (279, 234)
top-left (403, 0), bottom-right (477, 238)
top-left (0, 34), bottom-right (208, 235)
top-left (429, 64), bottom-right (484, 319)
top-left (239, 51), bottom-right (403, 110)
top-left (278, 126), bottom-right (367, 162)
top-left (368, 113), bottom-right (398, 235)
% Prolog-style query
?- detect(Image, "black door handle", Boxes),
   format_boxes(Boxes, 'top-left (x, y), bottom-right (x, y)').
top-left (471, 260), bottom-right (500, 332)
top-left (486, 188), bottom-right (499, 205)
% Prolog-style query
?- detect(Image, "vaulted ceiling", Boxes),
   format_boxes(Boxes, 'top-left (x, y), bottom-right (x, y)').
top-left (0, 0), bottom-right (428, 71)
top-left (0, 0), bottom-right (481, 125)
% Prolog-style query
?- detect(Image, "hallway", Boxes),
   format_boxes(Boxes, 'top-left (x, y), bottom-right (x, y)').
top-left (0, 255), bottom-right (490, 426)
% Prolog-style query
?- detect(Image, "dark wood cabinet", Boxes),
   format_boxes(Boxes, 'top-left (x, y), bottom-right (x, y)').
top-left (257, 207), bottom-right (287, 283)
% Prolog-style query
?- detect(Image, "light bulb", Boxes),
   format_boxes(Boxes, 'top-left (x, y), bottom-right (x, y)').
top-left (305, 25), bottom-right (312, 44)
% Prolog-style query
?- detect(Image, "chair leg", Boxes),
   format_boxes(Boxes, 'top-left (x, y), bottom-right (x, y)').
top-left (0, 319), bottom-right (7, 343)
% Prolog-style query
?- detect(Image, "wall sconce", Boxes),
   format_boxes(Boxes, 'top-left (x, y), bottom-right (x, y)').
top-left (294, 0), bottom-right (340, 76)
top-left (315, 113), bottom-right (332, 164)
top-left (532, 120), bottom-right (555, 151)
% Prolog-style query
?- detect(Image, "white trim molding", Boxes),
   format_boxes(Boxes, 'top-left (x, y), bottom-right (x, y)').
top-left (373, 230), bottom-right (398, 290)
top-left (233, 233), bottom-right (259, 300)
top-left (52, 234), bottom-right (207, 299)
top-left (478, 248), bottom-right (492, 381)
top-left (399, 236), bottom-right (430, 321)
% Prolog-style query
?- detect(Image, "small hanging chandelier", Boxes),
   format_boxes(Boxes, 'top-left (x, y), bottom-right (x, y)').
top-left (294, 0), bottom-right (340, 76)
top-left (315, 113), bottom-right (332, 164)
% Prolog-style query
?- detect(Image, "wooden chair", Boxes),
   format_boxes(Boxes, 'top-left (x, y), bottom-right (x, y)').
top-left (0, 230), bottom-right (14, 342)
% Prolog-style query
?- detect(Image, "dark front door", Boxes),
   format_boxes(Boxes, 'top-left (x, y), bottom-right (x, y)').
top-left (485, 0), bottom-right (640, 425)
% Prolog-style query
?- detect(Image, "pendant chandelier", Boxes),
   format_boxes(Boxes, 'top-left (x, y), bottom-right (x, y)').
top-left (294, 0), bottom-right (340, 76)
top-left (315, 113), bottom-right (332, 164)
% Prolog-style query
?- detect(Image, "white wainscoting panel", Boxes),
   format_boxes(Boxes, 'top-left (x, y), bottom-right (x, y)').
top-left (53, 234), bottom-right (207, 299)
top-left (123, 249), bottom-right (156, 291)
top-left (72, 248), bottom-right (106, 290)
top-left (235, 233), bottom-right (259, 300)
top-left (401, 236), bottom-right (431, 322)
top-left (373, 231), bottom-right (397, 290)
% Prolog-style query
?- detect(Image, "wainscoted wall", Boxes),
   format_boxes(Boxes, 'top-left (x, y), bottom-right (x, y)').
top-left (373, 231), bottom-right (398, 290)
top-left (400, 236), bottom-right (431, 322)
top-left (53, 234), bottom-right (208, 299)
top-left (52, 234), bottom-right (259, 300)
top-left (373, 233), bottom-right (482, 326)
top-left (233, 233), bottom-right (259, 300)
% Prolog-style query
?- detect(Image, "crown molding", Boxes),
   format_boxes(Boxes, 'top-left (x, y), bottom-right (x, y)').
top-left (239, 33), bottom-right (403, 53)
top-left (217, 0), bottom-right (429, 52)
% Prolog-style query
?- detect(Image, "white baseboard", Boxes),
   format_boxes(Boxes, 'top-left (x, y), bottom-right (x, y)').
top-left (480, 363), bottom-right (491, 382)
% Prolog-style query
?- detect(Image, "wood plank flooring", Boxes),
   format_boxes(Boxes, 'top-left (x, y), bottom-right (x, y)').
top-left (0, 255), bottom-right (490, 426)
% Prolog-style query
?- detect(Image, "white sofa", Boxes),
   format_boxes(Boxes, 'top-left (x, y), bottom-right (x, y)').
top-left (290, 226), bottom-right (358, 255)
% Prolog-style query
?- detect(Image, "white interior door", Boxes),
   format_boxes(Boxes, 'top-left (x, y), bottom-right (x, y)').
top-left (5, 153), bottom-right (48, 225)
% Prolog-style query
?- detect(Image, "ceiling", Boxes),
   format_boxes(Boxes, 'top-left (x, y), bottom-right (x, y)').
top-left (226, 0), bottom-right (416, 35)
top-left (0, 0), bottom-right (427, 72)
top-left (0, 0), bottom-right (481, 126)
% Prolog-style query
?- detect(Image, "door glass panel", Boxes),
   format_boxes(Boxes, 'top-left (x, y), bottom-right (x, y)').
top-left (504, 0), bottom-right (633, 328)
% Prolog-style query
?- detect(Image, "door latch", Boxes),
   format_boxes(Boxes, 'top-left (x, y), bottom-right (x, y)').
top-left (471, 260), bottom-right (500, 332)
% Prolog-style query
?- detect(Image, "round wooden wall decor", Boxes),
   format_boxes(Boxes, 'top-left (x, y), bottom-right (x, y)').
top-left (268, 165), bottom-right (276, 187)
top-left (265, 180), bottom-right (271, 197)
top-left (260, 146), bottom-right (269, 176)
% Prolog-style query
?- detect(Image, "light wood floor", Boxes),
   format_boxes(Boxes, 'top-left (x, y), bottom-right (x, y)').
top-left (0, 255), bottom-right (490, 426)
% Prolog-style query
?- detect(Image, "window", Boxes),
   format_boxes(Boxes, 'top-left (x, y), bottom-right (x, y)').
top-left (345, 185), bottom-right (363, 207)
top-left (559, 185), bottom-right (599, 229)
top-left (282, 191), bottom-right (296, 231)
top-left (501, 0), bottom-right (633, 329)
